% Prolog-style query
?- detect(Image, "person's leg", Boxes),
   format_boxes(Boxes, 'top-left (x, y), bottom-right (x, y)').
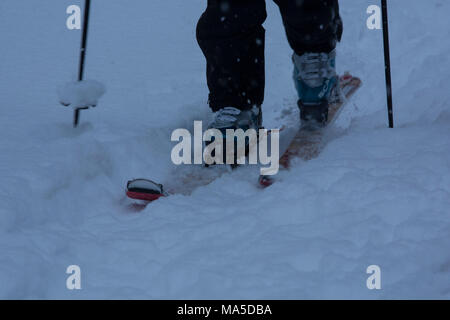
top-left (196, 0), bottom-right (267, 113)
top-left (274, 0), bottom-right (342, 125)
top-left (274, 0), bottom-right (342, 55)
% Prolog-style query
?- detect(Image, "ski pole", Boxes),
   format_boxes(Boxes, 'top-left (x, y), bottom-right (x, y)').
top-left (381, 0), bottom-right (394, 128)
top-left (74, 0), bottom-right (91, 127)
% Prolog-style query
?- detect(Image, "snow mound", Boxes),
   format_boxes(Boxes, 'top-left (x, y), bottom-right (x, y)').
top-left (57, 80), bottom-right (106, 108)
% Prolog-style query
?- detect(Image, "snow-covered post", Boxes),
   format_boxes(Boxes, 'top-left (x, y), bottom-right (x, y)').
top-left (381, 0), bottom-right (394, 128)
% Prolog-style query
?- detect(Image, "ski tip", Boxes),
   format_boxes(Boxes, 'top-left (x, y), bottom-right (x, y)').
top-left (126, 179), bottom-right (166, 202)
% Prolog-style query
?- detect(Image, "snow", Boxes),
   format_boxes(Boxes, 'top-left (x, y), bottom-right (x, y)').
top-left (0, 0), bottom-right (449, 299)
top-left (57, 80), bottom-right (106, 108)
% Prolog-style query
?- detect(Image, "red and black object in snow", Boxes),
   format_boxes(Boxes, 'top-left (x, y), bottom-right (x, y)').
top-left (126, 179), bottom-right (166, 202)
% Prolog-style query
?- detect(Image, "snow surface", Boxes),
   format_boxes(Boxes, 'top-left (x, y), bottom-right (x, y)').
top-left (0, 0), bottom-right (449, 299)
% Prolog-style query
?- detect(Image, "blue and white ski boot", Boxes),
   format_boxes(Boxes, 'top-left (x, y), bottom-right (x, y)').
top-left (293, 49), bottom-right (339, 128)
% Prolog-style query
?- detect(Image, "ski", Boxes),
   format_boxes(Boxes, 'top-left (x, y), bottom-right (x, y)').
top-left (259, 73), bottom-right (362, 187)
top-left (124, 132), bottom-right (275, 209)
top-left (125, 73), bottom-right (361, 207)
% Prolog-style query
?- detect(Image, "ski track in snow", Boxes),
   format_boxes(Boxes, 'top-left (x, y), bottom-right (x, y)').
top-left (0, 0), bottom-right (449, 299)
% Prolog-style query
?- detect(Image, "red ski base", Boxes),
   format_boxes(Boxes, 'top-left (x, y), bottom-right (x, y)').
top-left (126, 190), bottom-right (165, 202)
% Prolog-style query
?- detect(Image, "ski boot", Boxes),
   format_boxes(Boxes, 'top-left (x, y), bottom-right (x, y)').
top-left (293, 49), bottom-right (339, 129)
top-left (206, 106), bottom-right (262, 166)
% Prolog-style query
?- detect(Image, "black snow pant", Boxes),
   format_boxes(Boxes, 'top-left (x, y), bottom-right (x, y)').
top-left (197, 0), bottom-right (343, 112)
